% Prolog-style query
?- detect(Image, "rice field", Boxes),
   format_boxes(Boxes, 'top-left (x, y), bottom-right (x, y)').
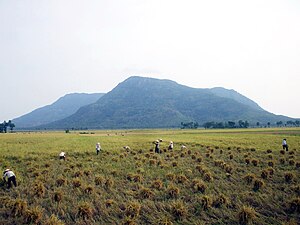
top-left (0, 128), bottom-right (299, 224)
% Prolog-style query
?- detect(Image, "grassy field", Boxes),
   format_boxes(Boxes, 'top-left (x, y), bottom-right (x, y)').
top-left (0, 128), bottom-right (299, 224)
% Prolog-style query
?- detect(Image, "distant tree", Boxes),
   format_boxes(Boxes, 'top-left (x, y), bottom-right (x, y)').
top-left (0, 120), bottom-right (15, 133)
top-left (267, 122), bottom-right (271, 127)
top-left (194, 122), bottom-right (199, 129)
top-left (216, 122), bottom-right (224, 128)
top-left (276, 121), bottom-right (283, 127)
top-left (237, 120), bottom-right (249, 128)
top-left (244, 121), bottom-right (249, 128)
top-left (203, 120), bottom-right (251, 129)
top-left (238, 120), bottom-right (244, 128)
top-left (8, 120), bottom-right (15, 132)
top-left (256, 122), bottom-right (260, 127)
top-left (295, 120), bottom-right (300, 127)
top-left (286, 121), bottom-right (295, 127)
top-left (181, 121), bottom-right (199, 129)
top-left (0, 123), bottom-right (4, 133)
top-left (3, 121), bottom-right (8, 133)
top-left (203, 121), bottom-right (215, 129)
top-left (228, 121), bottom-right (236, 128)
top-left (187, 122), bottom-right (193, 128)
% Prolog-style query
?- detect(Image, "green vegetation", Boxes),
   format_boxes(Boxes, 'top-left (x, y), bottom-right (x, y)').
top-left (0, 128), bottom-right (299, 224)
top-left (203, 120), bottom-right (250, 129)
top-left (202, 120), bottom-right (300, 129)
top-left (0, 120), bottom-right (15, 133)
top-left (41, 76), bottom-right (293, 129)
top-left (180, 122), bottom-right (199, 129)
top-left (12, 93), bottom-right (104, 128)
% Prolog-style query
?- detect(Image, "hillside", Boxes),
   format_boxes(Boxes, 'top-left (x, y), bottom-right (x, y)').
top-left (13, 93), bottom-right (104, 128)
top-left (39, 76), bottom-right (291, 129)
top-left (209, 87), bottom-right (263, 111)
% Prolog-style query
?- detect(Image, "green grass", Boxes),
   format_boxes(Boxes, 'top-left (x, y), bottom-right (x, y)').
top-left (0, 128), bottom-right (299, 224)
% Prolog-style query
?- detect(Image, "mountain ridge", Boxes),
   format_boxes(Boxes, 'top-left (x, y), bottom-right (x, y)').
top-left (37, 76), bottom-right (292, 129)
top-left (209, 87), bottom-right (263, 111)
top-left (13, 93), bottom-right (104, 128)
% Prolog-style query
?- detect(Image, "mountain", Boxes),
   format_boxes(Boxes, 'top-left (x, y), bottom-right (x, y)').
top-left (13, 93), bottom-right (104, 128)
top-left (39, 76), bottom-right (291, 129)
top-left (209, 87), bottom-right (263, 111)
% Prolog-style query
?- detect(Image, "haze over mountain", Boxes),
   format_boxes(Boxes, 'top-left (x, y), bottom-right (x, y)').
top-left (38, 76), bottom-right (291, 129)
top-left (209, 87), bottom-right (263, 111)
top-left (13, 93), bottom-right (104, 128)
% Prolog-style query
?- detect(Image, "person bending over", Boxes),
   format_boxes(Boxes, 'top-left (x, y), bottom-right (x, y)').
top-left (3, 169), bottom-right (17, 188)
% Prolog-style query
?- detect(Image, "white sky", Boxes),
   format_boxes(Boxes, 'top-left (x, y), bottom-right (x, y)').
top-left (0, 0), bottom-right (300, 121)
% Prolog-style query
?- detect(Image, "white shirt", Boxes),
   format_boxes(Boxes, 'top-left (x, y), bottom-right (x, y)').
top-left (59, 152), bottom-right (65, 157)
top-left (3, 170), bottom-right (15, 179)
top-left (96, 144), bottom-right (101, 150)
top-left (282, 140), bottom-right (287, 145)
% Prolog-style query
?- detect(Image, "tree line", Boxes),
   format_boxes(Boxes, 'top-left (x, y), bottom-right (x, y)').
top-left (180, 120), bottom-right (250, 129)
top-left (181, 120), bottom-right (300, 129)
top-left (203, 120), bottom-right (249, 129)
top-left (255, 120), bottom-right (300, 128)
top-left (0, 120), bottom-right (15, 133)
top-left (275, 120), bottom-right (300, 127)
top-left (180, 122), bottom-right (199, 129)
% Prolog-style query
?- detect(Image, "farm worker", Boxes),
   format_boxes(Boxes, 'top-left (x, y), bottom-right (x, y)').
top-left (168, 141), bottom-right (173, 151)
top-left (96, 142), bottom-right (101, 155)
top-left (59, 151), bottom-right (66, 160)
top-left (155, 140), bottom-right (160, 153)
top-left (3, 169), bottom-right (17, 188)
top-left (282, 139), bottom-right (288, 151)
top-left (123, 146), bottom-right (131, 151)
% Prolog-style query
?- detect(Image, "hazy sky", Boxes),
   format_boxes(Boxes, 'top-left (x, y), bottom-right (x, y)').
top-left (1, 0), bottom-right (300, 121)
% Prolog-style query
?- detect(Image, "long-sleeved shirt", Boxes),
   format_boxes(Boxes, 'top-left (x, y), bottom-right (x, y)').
top-left (3, 170), bottom-right (15, 179)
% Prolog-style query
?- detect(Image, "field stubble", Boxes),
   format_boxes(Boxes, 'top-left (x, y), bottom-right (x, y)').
top-left (0, 128), bottom-right (299, 224)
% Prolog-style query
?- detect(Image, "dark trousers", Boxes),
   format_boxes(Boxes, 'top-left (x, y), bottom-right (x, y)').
top-left (8, 176), bottom-right (17, 188)
top-left (97, 150), bottom-right (100, 155)
top-left (283, 144), bottom-right (288, 151)
top-left (155, 147), bottom-right (160, 153)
